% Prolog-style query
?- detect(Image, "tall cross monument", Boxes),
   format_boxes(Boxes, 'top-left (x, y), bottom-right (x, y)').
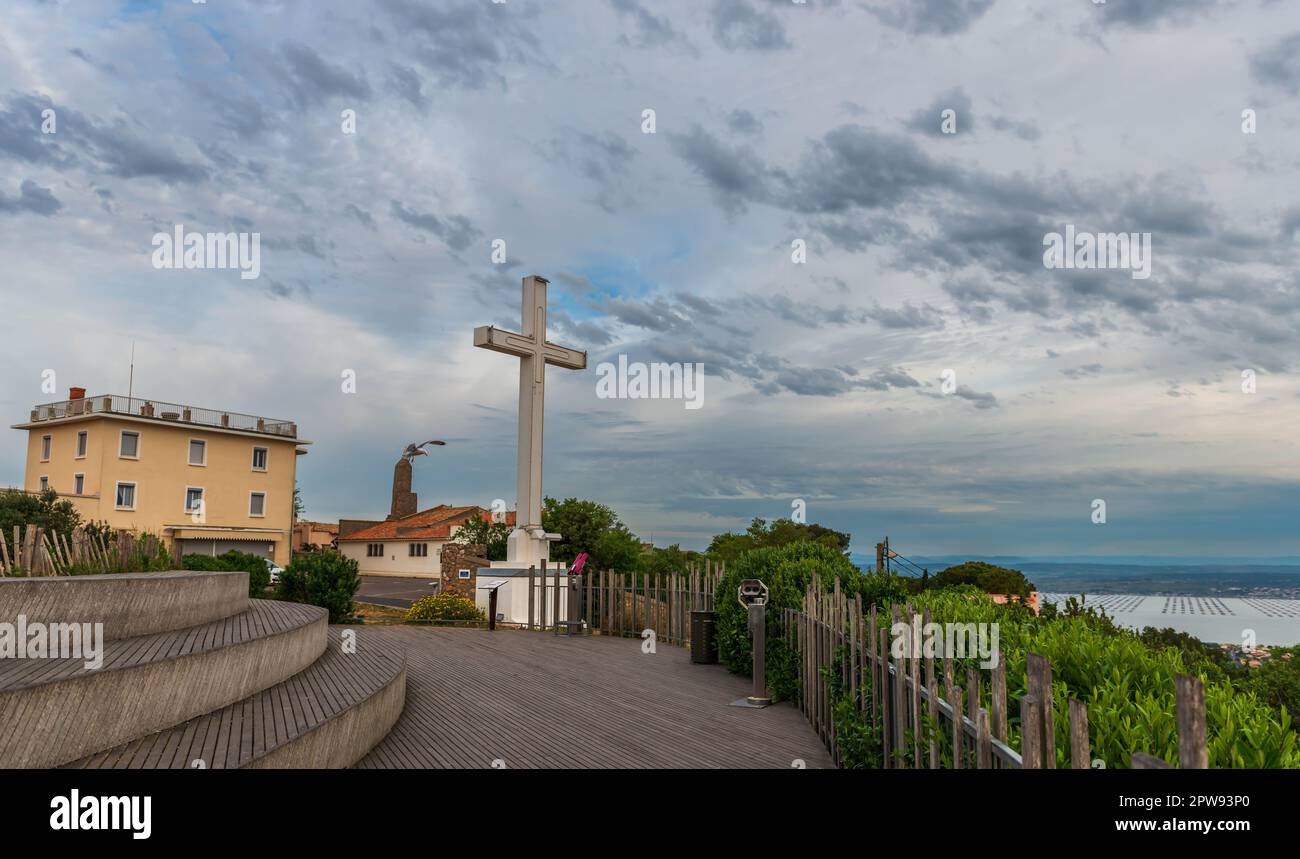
top-left (474, 275), bottom-right (587, 568)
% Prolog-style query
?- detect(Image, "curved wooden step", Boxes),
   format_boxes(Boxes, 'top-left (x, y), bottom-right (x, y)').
top-left (0, 569), bottom-right (249, 640)
top-left (68, 628), bottom-right (406, 769)
top-left (0, 599), bottom-right (326, 768)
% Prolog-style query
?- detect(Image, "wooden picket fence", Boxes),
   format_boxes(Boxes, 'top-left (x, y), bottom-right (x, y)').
top-left (546, 560), bottom-right (724, 645)
top-left (785, 578), bottom-right (1209, 770)
top-left (0, 524), bottom-right (155, 577)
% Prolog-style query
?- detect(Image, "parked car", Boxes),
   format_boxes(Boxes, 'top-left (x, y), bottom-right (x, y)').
top-left (264, 558), bottom-right (283, 585)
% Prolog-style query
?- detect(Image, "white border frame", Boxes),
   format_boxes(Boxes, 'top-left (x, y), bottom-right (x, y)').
top-left (251, 445), bottom-right (269, 472)
top-left (40, 434), bottom-right (51, 462)
top-left (118, 429), bottom-right (141, 460)
top-left (187, 437), bottom-right (207, 467)
top-left (248, 490), bottom-right (267, 518)
top-left (76, 430), bottom-right (88, 459)
top-left (184, 485), bottom-right (206, 515)
top-left (73, 472), bottom-right (85, 495)
top-left (115, 480), bottom-right (137, 511)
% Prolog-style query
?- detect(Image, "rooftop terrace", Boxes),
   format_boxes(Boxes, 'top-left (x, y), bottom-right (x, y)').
top-left (22, 393), bottom-right (298, 439)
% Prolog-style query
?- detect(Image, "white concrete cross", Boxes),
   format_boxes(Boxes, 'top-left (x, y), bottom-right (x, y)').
top-left (473, 275), bottom-right (586, 567)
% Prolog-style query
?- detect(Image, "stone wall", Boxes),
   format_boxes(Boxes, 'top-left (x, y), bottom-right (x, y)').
top-left (439, 542), bottom-right (486, 599)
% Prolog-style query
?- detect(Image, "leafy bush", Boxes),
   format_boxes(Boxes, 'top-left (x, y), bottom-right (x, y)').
top-left (885, 587), bottom-right (1299, 768)
top-left (275, 551), bottom-right (360, 623)
top-left (405, 593), bottom-right (486, 625)
top-left (715, 541), bottom-right (905, 701)
top-left (182, 550), bottom-right (270, 596)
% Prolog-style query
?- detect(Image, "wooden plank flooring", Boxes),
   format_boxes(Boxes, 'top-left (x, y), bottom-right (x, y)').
top-left (357, 627), bottom-right (833, 769)
top-left (70, 627), bottom-right (403, 769)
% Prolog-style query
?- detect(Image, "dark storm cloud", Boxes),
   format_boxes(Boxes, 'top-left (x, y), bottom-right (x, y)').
top-left (865, 0), bottom-right (996, 36)
top-left (344, 204), bottom-right (377, 231)
top-left (279, 42), bottom-right (373, 108)
top-left (0, 93), bottom-right (207, 184)
top-left (725, 109), bottom-right (764, 136)
top-left (1061, 364), bottom-right (1104, 379)
top-left (390, 200), bottom-right (481, 252)
top-left (865, 302), bottom-right (944, 329)
top-left (0, 93), bottom-right (76, 166)
top-left (387, 63), bottom-right (429, 108)
top-left (0, 179), bottom-right (61, 216)
top-left (379, 0), bottom-right (541, 91)
top-left (667, 125), bottom-right (774, 215)
top-left (1095, 0), bottom-right (1220, 29)
top-left (603, 296), bottom-right (691, 332)
top-left (905, 87), bottom-right (973, 136)
top-left (710, 0), bottom-right (791, 51)
top-left (548, 306), bottom-right (615, 347)
top-left (1250, 32), bottom-right (1300, 94)
top-left (952, 385), bottom-right (998, 409)
top-left (609, 0), bottom-right (690, 49)
top-left (744, 294), bottom-right (867, 327)
top-left (543, 131), bottom-right (638, 212)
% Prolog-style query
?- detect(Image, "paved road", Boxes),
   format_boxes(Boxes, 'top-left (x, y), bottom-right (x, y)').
top-left (356, 576), bottom-right (439, 608)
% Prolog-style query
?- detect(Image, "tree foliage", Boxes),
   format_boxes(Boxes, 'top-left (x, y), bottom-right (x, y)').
top-left (928, 560), bottom-right (1035, 597)
top-left (453, 515), bottom-right (511, 561)
top-left (706, 517), bottom-right (851, 567)
top-left (542, 497), bottom-right (642, 572)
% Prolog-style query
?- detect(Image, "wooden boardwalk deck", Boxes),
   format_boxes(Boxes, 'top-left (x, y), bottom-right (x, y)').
top-left (357, 627), bottom-right (834, 769)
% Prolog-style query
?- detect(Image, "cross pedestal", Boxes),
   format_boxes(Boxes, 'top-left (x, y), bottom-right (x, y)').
top-left (473, 275), bottom-right (586, 568)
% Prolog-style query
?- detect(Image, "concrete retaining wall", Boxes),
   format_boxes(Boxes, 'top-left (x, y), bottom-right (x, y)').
top-left (0, 601), bottom-right (326, 768)
top-left (0, 570), bottom-right (249, 640)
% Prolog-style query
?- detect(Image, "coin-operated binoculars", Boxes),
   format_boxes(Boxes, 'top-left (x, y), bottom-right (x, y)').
top-left (732, 579), bottom-right (771, 708)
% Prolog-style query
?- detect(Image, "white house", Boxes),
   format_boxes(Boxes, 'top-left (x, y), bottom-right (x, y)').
top-left (337, 504), bottom-right (514, 579)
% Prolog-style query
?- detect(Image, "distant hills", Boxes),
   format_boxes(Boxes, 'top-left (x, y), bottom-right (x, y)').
top-left (851, 554), bottom-right (1300, 569)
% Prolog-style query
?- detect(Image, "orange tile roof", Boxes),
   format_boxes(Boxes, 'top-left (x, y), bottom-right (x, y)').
top-left (337, 505), bottom-right (515, 542)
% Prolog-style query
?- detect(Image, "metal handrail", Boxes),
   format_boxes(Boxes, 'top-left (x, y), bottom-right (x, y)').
top-left (27, 394), bottom-right (296, 438)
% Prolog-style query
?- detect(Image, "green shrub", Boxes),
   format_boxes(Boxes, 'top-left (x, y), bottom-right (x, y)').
top-left (882, 587), bottom-right (1299, 768)
top-left (182, 550), bottom-right (270, 596)
top-left (715, 541), bottom-right (904, 702)
top-left (405, 593), bottom-right (486, 625)
top-left (275, 551), bottom-right (360, 623)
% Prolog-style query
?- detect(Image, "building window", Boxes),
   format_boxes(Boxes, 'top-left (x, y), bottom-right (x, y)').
top-left (367, 543), bottom-right (384, 557)
top-left (188, 438), bottom-right (206, 466)
top-left (76, 431), bottom-right (88, 458)
top-left (185, 487), bottom-right (205, 514)
top-left (115, 482), bottom-right (137, 510)
top-left (74, 474), bottom-right (84, 495)
top-left (119, 431), bottom-right (140, 459)
top-left (251, 446), bottom-right (268, 471)
top-left (39, 476), bottom-right (49, 492)
top-left (41, 435), bottom-right (51, 461)
top-left (409, 543), bottom-right (428, 558)
top-left (249, 491), bottom-right (266, 517)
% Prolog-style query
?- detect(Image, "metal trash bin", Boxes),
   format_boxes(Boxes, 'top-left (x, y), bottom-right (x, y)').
top-left (690, 610), bottom-right (718, 664)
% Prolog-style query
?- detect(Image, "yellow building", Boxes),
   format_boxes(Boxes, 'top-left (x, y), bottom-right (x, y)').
top-left (11, 389), bottom-right (309, 566)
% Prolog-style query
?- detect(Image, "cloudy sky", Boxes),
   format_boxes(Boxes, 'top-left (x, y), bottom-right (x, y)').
top-left (3, 0), bottom-right (1299, 558)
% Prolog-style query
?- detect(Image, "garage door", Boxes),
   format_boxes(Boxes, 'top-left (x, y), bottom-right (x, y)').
top-left (179, 539), bottom-right (275, 559)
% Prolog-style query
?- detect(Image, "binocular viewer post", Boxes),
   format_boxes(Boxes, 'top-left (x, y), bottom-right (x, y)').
top-left (731, 579), bottom-right (771, 708)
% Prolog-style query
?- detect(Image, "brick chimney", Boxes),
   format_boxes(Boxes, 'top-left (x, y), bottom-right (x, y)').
top-left (388, 458), bottom-right (417, 520)
top-left (69, 387), bottom-right (86, 400)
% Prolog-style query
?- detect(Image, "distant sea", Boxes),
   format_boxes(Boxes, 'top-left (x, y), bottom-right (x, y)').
top-left (850, 556), bottom-right (1300, 600)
